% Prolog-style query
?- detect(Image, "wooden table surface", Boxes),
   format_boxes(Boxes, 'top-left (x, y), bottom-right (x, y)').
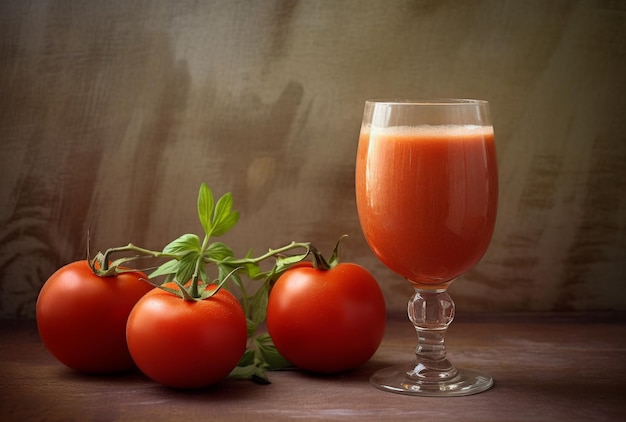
top-left (1, 313), bottom-right (625, 421)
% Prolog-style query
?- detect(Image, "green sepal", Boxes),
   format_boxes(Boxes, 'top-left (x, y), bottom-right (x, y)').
top-left (172, 278), bottom-right (196, 301)
top-left (198, 265), bottom-right (241, 300)
top-left (152, 283), bottom-right (184, 298)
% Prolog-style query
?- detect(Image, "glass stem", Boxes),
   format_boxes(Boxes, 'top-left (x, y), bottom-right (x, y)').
top-left (407, 286), bottom-right (457, 381)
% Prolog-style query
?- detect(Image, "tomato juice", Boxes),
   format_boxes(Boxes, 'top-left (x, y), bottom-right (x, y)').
top-left (355, 125), bottom-right (498, 286)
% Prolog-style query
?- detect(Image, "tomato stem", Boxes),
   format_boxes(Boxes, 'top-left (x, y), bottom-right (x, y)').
top-left (309, 235), bottom-right (347, 270)
top-left (89, 243), bottom-right (179, 277)
top-left (217, 241), bottom-right (311, 267)
top-left (309, 245), bottom-right (332, 270)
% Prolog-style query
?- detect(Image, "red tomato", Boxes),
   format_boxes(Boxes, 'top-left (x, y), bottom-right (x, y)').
top-left (266, 263), bottom-right (386, 373)
top-left (126, 282), bottom-right (247, 389)
top-left (36, 260), bottom-right (152, 373)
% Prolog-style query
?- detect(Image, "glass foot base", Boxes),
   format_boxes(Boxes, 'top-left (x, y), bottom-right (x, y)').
top-left (370, 363), bottom-right (493, 397)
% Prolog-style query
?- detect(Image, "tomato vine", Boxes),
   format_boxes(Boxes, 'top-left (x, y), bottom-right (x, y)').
top-left (88, 182), bottom-right (339, 383)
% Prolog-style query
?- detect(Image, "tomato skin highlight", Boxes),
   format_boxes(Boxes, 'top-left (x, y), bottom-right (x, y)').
top-left (126, 283), bottom-right (248, 389)
top-left (36, 260), bottom-right (152, 374)
top-left (267, 263), bottom-right (386, 374)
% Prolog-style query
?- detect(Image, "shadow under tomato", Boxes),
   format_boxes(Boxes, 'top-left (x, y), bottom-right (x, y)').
top-left (283, 357), bottom-right (394, 385)
top-left (55, 365), bottom-right (148, 384)
top-left (146, 376), bottom-right (270, 401)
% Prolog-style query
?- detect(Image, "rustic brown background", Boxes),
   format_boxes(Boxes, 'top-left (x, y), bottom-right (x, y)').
top-left (1, 0), bottom-right (625, 318)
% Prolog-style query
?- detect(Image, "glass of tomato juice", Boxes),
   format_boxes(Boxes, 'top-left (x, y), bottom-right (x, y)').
top-left (355, 99), bottom-right (498, 396)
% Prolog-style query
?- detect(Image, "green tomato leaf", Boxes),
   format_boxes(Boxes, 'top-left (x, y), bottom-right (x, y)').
top-left (229, 364), bottom-right (270, 384)
top-left (251, 372), bottom-right (271, 385)
top-left (249, 281), bottom-right (269, 326)
top-left (238, 249), bottom-right (263, 280)
top-left (197, 183), bottom-right (215, 238)
top-left (238, 349), bottom-right (256, 367)
top-left (243, 262), bottom-right (262, 280)
top-left (229, 364), bottom-right (255, 379)
top-left (276, 251), bottom-right (309, 270)
top-left (241, 282), bottom-right (268, 338)
top-left (211, 192), bottom-right (239, 237)
top-left (163, 233), bottom-right (201, 255)
top-left (176, 251), bottom-right (200, 285)
top-left (149, 259), bottom-right (179, 279)
top-left (255, 333), bottom-right (293, 371)
top-left (246, 317), bottom-right (258, 338)
top-left (217, 263), bottom-right (239, 286)
top-left (206, 242), bottom-right (234, 261)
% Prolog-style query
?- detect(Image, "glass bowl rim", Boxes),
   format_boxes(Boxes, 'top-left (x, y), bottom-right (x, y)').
top-left (365, 98), bottom-right (489, 106)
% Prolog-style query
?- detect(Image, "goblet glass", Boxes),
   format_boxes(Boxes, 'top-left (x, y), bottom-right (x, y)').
top-left (355, 99), bottom-right (498, 396)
